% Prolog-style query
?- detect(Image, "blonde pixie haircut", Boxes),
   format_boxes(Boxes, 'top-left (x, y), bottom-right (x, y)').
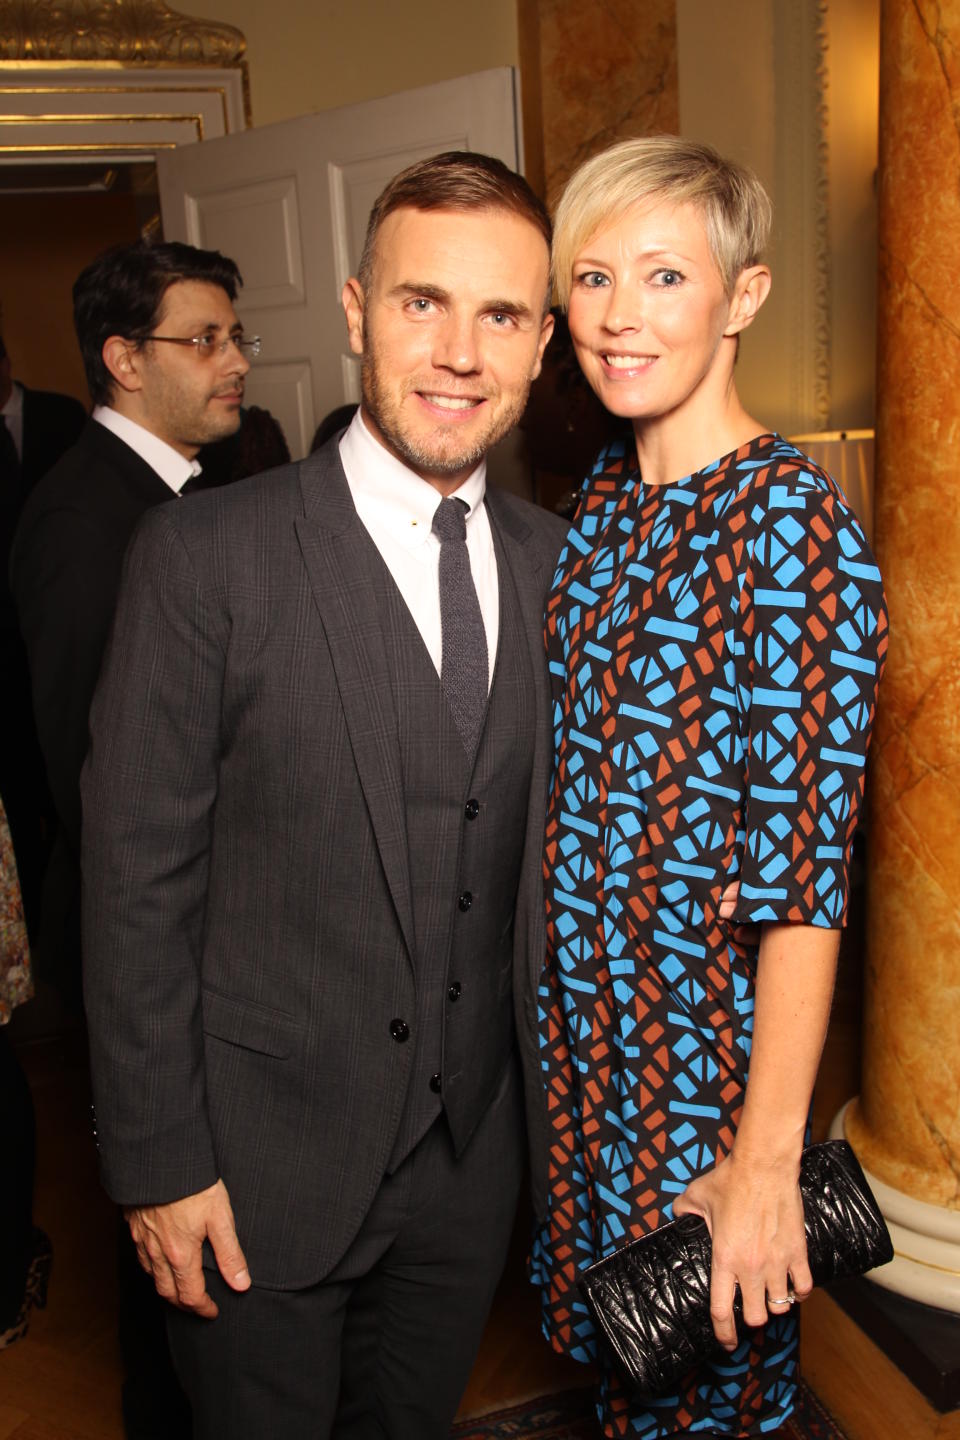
top-left (552, 135), bottom-right (772, 307)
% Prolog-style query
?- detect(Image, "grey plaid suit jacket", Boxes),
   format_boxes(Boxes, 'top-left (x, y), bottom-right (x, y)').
top-left (81, 439), bottom-right (567, 1289)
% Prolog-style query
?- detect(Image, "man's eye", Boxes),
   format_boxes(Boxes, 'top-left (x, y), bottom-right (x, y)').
top-left (196, 334), bottom-right (218, 351)
top-left (409, 297), bottom-right (435, 314)
top-left (489, 312), bottom-right (515, 327)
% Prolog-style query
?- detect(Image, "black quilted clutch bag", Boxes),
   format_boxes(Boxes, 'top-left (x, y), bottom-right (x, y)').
top-left (578, 1139), bottom-right (893, 1397)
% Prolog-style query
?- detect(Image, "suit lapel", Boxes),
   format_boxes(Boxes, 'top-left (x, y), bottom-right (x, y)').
top-left (485, 491), bottom-right (553, 998)
top-left (485, 490), bottom-right (550, 692)
top-left (294, 446), bottom-right (416, 967)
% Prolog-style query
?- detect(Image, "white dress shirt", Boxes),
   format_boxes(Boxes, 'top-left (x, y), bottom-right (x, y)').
top-left (92, 406), bottom-right (201, 494)
top-left (1, 380), bottom-right (24, 460)
top-left (339, 410), bottom-right (499, 690)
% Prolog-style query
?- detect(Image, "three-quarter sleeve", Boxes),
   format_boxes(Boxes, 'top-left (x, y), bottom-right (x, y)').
top-left (734, 479), bottom-right (887, 927)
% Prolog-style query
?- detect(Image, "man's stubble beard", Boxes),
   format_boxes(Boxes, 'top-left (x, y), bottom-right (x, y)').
top-left (147, 366), bottom-right (244, 453)
top-left (360, 349), bottom-right (532, 478)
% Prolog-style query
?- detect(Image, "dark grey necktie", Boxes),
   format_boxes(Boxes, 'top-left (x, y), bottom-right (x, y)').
top-left (432, 496), bottom-right (488, 756)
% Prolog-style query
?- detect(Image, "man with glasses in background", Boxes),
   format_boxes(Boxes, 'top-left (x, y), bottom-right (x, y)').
top-left (10, 237), bottom-right (256, 1440)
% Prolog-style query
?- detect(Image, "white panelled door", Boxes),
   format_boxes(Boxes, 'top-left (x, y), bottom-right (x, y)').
top-left (157, 68), bottom-right (520, 459)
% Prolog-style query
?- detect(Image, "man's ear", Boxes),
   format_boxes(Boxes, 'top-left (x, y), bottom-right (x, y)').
top-left (724, 264), bottom-right (772, 338)
top-left (529, 309), bottom-right (556, 384)
top-left (342, 279), bottom-right (365, 357)
top-left (102, 335), bottom-right (144, 395)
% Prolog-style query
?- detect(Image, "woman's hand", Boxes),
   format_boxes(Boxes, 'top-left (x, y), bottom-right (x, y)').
top-left (672, 920), bottom-right (841, 1348)
top-left (719, 879), bottom-right (760, 948)
top-left (673, 1150), bottom-right (812, 1348)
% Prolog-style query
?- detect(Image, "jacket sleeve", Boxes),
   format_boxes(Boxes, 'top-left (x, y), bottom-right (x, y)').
top-left (81, 504), bottom-right (226, 1206)
top-left (11, 505), bottom-right (118, 854)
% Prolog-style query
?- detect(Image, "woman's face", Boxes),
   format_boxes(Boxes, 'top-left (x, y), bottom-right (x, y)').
top-left (566, 198), bottom-right (739, 426)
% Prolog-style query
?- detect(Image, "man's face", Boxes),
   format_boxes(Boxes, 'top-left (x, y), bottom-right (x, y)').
top-left (342, 206), bottom-right (553, 494)
top-left (129, 280), bottom-right (250, 457)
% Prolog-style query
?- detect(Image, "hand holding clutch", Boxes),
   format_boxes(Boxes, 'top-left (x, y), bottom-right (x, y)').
top-left (577, 1139), bottom-right (893, 1397)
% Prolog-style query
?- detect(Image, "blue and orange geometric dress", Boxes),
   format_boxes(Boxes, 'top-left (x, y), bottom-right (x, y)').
top-left (531, 433), bottom-right (887, 1438)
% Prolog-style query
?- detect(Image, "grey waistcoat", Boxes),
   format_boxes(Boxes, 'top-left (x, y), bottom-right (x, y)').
top-left (367, 518), bottom-right (536, 1170)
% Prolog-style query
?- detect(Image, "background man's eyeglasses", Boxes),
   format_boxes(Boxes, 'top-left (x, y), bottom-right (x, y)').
top-left (139, 333), bottom-right (262, 359)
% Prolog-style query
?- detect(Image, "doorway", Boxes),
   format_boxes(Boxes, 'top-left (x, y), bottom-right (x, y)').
top-left (0, 162), bottom-right (162, 407)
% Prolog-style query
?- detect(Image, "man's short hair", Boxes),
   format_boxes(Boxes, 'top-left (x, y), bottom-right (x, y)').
top-left (356, 150), bottom-right (552, 297)
top-left (73, 239), bottom-right (243, 407)
top-left (552, 135), bottom-right (772, 306)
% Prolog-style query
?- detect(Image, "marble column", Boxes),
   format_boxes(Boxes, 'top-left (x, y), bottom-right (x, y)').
top-left (836, 0), bottom-right (960, 1313)
top-left (517, 0), bottom-right (678, 210)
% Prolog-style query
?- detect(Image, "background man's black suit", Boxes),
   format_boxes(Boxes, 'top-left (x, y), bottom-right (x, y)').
top-left (10, 419), bottom-right (178, 992)
top-left (18, 384), bottom-right (87, 490)
top-left (1, 384), bottom-right (86, 928)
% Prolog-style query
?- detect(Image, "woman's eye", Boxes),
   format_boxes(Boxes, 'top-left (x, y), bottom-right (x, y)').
top-left (653, 268), bottom-right (683, 287)
top-left (576, 271), bottom-right (609, 289)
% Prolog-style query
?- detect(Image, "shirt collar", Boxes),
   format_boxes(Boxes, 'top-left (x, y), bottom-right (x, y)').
top-left (1, 381), bottom-right (23, 420)
top-left (339, 409), bottom-right (486, 551)
top-left (92, 405), bottom-right (202, 493)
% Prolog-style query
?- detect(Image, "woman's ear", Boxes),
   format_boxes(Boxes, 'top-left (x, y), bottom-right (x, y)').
top-left (724, 265), bottom-right (772, 337)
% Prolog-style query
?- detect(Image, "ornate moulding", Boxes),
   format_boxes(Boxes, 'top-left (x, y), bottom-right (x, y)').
top-left (0, 0), bottom-right (245, 67)
top-left (0, 0), bottom-right (250, 157)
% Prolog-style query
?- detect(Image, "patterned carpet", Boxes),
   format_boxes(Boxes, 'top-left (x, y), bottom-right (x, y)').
top-left (451, 1381), bottom-right (846, 1439)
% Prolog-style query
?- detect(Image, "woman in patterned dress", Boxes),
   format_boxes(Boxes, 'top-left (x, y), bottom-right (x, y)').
top-left (531, 137), bottom-right (887, 1438)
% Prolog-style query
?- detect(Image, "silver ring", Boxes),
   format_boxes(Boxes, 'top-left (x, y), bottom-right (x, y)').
top-left (767, 1291), bottom-right (796, 1307)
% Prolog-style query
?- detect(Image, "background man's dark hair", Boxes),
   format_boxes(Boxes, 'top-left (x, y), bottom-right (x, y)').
top-left (73, 239), bottom-right (243, 407)
top-left (357, 151), bottom-right (552, 297)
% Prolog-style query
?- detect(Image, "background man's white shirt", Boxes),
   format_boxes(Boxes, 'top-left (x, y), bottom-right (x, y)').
top-left (92, 405), bottom-right (201, 495)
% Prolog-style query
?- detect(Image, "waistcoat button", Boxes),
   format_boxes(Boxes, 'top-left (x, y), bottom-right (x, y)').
top-left (448, 981), bottom-right (462, 1002)
top-left (458, 891), bottom-right (472, 912)
top-left (389, 1018), bottom-right (410, 1042)
top-left (429, 1072), bottom-right (442, 1093)
top-left (464, 798), bottom-right (480, 820)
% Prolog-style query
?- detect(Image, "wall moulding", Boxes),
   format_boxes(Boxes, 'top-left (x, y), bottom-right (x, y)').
top-left (773, 0), bottom-right (832, 433)
top-left (0, 0), bottom-right (250, 159)
top-left (0, 0), bottom-right (245, 67)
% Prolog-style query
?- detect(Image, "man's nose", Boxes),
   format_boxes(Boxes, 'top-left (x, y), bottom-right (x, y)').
top-left (432, 314), bottom-right (481, 373)
top-left (224, 338), bottom-right (251, 377)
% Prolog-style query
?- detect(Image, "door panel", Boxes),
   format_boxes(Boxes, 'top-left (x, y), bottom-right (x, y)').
top-left (189, 177), bottom-right (306, 308)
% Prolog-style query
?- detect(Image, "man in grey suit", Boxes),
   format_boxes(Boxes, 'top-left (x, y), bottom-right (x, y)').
top-left (82, 152), bottom-right (566, 1439)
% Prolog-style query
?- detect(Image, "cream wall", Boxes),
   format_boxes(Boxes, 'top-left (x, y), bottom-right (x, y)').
top-left (197, 0), bottom-right (519, 126)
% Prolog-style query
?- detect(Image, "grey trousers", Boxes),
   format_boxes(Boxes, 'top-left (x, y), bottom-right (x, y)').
top-left (167, 1060), bottom-right (525, 1440)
